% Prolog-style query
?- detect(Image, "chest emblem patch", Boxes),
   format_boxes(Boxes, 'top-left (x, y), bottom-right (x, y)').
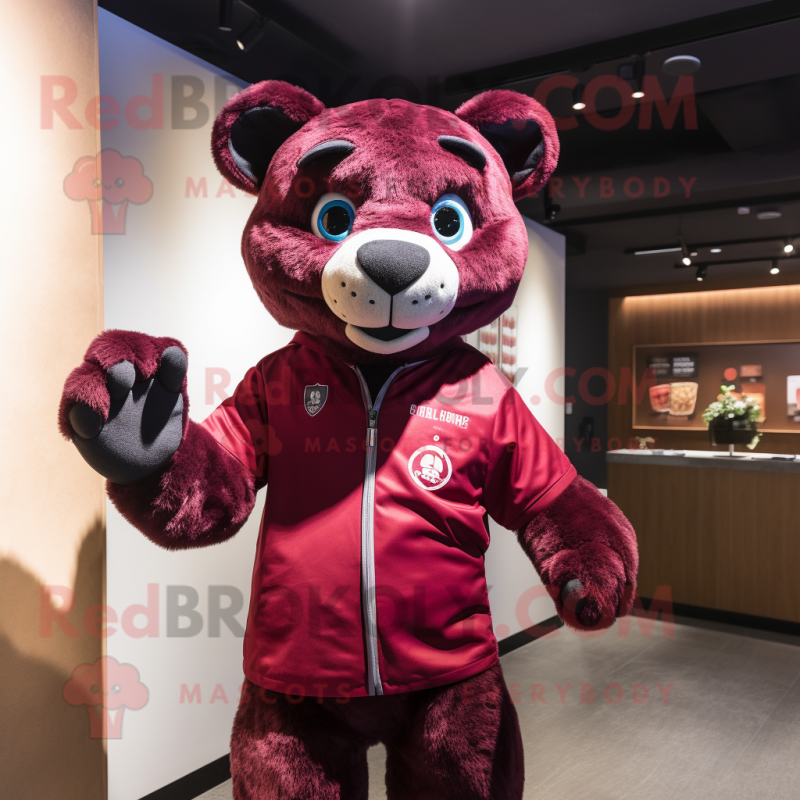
top-left (304, 384), bottom-right (328, 417)
top-left (408, 445), bottom-right (453, 491)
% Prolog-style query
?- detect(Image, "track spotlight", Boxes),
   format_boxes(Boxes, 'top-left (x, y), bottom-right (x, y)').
top-left (572, 83), bottom-right (586, 111)
top-left (682, 256), bottom-right (692, 266)
top-left (236, 17), bottom-right (265, 51)
top-left (219, 0), bottom-right (233, 31)
top-left (618, 60), bottom-right (646, 97)
top-left (771, 260), bottom-right (780, 275)
top-left (696, 265), bottom-right (707, 282)
top-left (631, 59), bottom-right (646, 99)
top-left (785, 239), bottom-right (795, 254)
top-left (542, 183), bottom-right (561, 222)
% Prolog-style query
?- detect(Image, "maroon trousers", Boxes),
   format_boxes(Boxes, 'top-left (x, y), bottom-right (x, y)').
top-left (230, 662), bottom-right (524, 800)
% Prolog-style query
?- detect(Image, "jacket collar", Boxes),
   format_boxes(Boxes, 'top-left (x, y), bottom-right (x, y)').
top-left (291, 330), bottom-right (470, 366)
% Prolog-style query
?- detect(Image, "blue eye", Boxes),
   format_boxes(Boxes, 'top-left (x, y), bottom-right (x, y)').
top-left (312, 193), bottom-right (356, 242)
top-left (431, 194), bottom-right (473, 251)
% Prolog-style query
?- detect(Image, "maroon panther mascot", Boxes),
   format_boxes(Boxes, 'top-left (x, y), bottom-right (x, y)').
top-left (60, 81), bottom-right (638, 800)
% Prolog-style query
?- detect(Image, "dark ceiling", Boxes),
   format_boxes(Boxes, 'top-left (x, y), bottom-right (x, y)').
top-left (100, 0), bottom-right (800, 289)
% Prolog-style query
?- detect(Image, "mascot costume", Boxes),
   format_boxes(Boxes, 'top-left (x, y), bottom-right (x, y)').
top-left (59, 81), bottom-right (638, 799)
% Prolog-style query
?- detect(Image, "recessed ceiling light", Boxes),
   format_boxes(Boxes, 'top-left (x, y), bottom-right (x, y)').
top-left (662, 55), bottom-right (701, 76)
top-left (690, 251), bottom-right (698, 257)
top-left (737, 207), bottom-right (750, 215)
top-left (784, 240), bottom-right (795, 254)
top-left (710, 248), bottom-right (722, 253)
top-left (757, 210), bottom-right (782, 220)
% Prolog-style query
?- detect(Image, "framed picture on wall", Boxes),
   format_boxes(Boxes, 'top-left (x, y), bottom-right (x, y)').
top-left (632, 339), bottom-right (800, 433)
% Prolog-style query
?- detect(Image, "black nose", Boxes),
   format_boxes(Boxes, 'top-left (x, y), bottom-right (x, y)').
top-left (356, 240), bottom-right (430, 296)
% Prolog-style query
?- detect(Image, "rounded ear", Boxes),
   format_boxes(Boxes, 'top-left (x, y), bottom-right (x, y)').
top-left (455, 89), bottom-right (559, 200)
top-left (211, 80), bottom-right (325, 194)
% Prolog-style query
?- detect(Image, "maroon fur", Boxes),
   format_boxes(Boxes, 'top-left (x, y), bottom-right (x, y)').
top-left (518, 475), bottom-right (638, 630)
top-left (212, 81), bottom-right (326, 194)
top-left (59, 330), bottom-right (255, 548)
top-left (455, 89), bottom-right (560, 200)
top-left (231, 663), bottom-right (523, 800)
top-left (108, 421), bottom-right (256, 550)
top-left (58, 329), bottom-right (189, 439)
top-left (210, 82), bottom-right (559, 365)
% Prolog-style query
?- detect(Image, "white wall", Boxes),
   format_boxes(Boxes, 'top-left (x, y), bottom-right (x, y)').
top-left (483, 217), bottom-right (567, 639)
top-left (98, 11), bottom-right (294, 800)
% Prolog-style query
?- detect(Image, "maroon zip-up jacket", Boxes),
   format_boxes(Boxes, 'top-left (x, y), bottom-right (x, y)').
top-left (201, 332), bottom-right (576, 697)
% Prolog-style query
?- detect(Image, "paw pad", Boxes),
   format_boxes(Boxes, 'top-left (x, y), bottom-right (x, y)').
top-left (107, 361), bottom-right (136, 401)
top-left (69, 403), bottom-right (104, 440)
top-left (157, 346), bottom-right (188, 393)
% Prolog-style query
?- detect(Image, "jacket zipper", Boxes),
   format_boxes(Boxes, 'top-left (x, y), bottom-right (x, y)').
top-left (352, 363), bottom-right (413, 696)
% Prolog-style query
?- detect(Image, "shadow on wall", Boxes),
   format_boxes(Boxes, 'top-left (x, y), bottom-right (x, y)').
top-left (0, 520), bottom-right (106, 800)
top-left (565, 289), bottom-right (610, 489)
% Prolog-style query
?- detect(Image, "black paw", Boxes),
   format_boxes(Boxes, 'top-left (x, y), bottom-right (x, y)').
top-left (69, 346), bottom-right (187, 484)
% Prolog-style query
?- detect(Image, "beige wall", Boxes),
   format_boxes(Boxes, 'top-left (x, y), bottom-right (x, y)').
top-left (0, 0), bottom-right (106, 797)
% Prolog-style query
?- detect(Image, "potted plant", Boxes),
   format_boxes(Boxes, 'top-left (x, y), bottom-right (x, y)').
top-left (702, 384), bottom-right (762, 456)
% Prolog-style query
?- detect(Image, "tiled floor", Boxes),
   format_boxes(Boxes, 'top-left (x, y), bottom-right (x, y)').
top-left (198, 615), bottom-right (800, 799)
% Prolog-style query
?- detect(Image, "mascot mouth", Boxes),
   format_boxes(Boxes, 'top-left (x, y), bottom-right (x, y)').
top-left (345, 323), bottom-right (430, 355)
top-left (355, 323), bottom-right (413, 342)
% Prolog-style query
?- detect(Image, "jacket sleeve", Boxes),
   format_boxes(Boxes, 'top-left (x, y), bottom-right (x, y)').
top-left (198, 365), bottom-right (275, 490)
top-left (108, 366), bottom-right (273, 551)
top-left (482, 388), bottom-right (577, 532)
top-left (483, 387), bottom-right (637, 631)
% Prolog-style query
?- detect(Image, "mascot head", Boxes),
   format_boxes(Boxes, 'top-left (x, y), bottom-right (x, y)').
top-left (211, 81), bottom-right (558, 363)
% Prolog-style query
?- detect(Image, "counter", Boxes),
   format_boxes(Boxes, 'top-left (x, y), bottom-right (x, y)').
top-left (607, 448), bottom-right (800, 474)
top-left (606, 448), bottom-right (800, 625)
